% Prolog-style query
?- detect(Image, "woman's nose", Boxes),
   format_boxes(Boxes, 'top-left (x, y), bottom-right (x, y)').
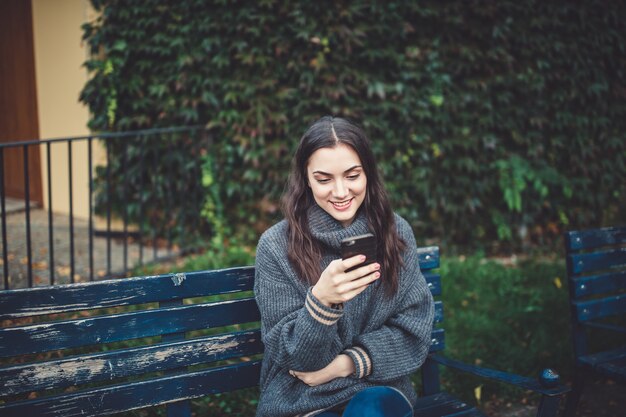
top-left (333, 180), bottom-right (348, 198)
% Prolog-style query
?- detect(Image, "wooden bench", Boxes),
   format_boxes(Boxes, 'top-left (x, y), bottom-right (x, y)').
top-left (563, 226), bottom-right (626, 416)
top-left (0, 246), bottom-right (569, 416)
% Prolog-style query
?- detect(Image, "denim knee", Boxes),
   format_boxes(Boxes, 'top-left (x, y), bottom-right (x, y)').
top-left (342, 386), bottom-right (413, 417)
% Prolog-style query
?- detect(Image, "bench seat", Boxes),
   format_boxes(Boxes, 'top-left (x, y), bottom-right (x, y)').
top-left (413, 392), bottom-right (487, 417)
top-left (578, 346), bottom-right (626, 383)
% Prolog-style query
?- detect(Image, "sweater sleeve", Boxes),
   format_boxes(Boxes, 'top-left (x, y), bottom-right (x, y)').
top-left (254, 230), bottom-right (344, 372)
top-left (344, 217), bottom-right (435, 382)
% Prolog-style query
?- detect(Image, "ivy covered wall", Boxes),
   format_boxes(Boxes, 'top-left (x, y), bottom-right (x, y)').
top-left (80, 0), bottom-right (626, 250)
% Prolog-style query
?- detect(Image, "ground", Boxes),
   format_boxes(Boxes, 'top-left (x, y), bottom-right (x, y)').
top-left (486, 378), bottom-right (625, 417)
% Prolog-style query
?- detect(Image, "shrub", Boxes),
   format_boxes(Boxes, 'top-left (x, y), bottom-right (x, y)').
top-left (81, 0), bottom-right (626, 250)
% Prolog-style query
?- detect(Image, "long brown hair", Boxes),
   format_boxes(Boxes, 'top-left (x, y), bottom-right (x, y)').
top-left (281, 116), bottom-right (406, 296)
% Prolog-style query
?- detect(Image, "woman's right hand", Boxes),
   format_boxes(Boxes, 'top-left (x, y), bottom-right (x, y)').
top-left (312, 255), bottom-right (381, 306)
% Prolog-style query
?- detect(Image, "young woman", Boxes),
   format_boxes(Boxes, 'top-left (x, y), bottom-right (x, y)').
top-left (254, 116), bottom-right (435, 417)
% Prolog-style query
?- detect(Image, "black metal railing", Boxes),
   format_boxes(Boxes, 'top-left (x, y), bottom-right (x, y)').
top-left (0, 126), bottom-right (210, 289)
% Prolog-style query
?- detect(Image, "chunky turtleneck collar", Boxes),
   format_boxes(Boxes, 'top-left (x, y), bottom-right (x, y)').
top-left (307, 204), bottom-right (371, 251)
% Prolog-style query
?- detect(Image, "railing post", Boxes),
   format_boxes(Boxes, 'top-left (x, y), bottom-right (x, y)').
top-left (68, 141), bottom-right (75, 283)
top-left (46, 141), bottom-right (55, 285)
top-left (23, 145), bottom-right (33, 287)
top-left (106, 142), bottom-right (112, 276)
top-left (88, 137), bottom-right (94, 281)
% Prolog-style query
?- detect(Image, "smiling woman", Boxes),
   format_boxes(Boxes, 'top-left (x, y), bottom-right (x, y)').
top-left (253, 116), bottom-right (435, 417)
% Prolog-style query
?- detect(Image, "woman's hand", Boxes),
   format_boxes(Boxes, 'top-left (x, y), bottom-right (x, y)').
top-left (290, 354), bottom-right (355, 386)
top-left (312, 255), bottom-right (381, 306)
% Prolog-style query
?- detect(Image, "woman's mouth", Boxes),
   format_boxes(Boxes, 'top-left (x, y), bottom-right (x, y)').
top-left (330, 198), bottom-right (353, 211)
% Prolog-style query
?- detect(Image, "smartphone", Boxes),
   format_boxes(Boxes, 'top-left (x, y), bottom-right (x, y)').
top-left (340, 233), bottom-right (377, 273)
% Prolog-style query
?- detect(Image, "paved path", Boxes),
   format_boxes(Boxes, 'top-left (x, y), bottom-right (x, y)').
top-left (1, 199), bottom-right (170, 289)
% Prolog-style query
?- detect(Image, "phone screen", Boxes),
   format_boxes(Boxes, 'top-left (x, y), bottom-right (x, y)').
top-left (341, 233), bottom-right (377, 272)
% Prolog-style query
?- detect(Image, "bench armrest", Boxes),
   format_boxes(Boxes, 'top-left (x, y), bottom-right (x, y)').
top-left (430, 354), bottom-right (570, 397)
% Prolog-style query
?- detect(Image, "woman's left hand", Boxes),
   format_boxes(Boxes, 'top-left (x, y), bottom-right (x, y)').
top-left (290, 354), bottom-right (355, 386)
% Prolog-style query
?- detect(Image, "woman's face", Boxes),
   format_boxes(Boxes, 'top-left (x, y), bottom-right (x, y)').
top-left (306, 143), bottom-right (367, 227)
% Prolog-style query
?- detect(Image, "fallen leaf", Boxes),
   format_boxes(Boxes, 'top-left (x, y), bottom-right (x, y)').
top-left (474, 385), bottom-right (483, 403)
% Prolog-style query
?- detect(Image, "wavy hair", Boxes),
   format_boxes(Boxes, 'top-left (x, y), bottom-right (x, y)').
top-left (281, 116), bottom-right (406, 296)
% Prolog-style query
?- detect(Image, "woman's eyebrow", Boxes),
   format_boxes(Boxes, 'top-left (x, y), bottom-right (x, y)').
top-left (312, 165), bottom-right (362, 176)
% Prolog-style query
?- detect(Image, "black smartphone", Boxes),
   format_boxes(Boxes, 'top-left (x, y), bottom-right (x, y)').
top-left (340, 233), bottom-right (377, 273)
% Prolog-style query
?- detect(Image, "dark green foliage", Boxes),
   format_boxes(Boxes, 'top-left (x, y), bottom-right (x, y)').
top-left (91, 129), bottom-right (211, 247)
top-left (80, 0), bottom-right (626, 250)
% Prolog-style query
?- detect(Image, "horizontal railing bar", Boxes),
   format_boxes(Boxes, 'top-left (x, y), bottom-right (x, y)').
top-left (0, 125), bottom-right (205, 149)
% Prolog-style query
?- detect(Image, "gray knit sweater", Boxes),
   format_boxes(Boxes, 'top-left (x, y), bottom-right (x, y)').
top-left (254, 205), bottom-right (435, 417)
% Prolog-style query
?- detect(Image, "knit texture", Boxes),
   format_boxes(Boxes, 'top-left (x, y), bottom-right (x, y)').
top-left (254, 205), bottom-right (435, 417)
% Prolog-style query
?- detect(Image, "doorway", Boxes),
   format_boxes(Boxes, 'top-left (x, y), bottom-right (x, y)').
top-left (0, 0), bottom-right (43, 205)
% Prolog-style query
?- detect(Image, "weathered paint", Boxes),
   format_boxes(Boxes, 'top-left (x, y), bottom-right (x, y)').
top-left (0, 330), bottom-right (263, 396)
top-left (0, 297), bottom-right (261, 357)
top-left (0, 267), bottom-right (256, 319)
top-left (171, 273), bottom-right (186, 286)
top-left (0, 361), bottom-right (262, 417)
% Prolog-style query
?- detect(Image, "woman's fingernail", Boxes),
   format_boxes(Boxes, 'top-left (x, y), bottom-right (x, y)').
top-left (360, 255), bottom-right (366, 261)
top-left (375, 272), bottom-right (380, 278)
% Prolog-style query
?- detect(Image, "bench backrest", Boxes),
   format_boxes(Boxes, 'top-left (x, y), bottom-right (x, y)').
top-left (0, 246), bottom-right (442, 417)
top-left (564, 226), bottom-right (626, 358)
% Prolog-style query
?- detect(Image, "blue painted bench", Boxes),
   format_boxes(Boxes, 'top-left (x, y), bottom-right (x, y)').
top-left (0, 246), bottom-right (568, 416)
top-left (563, 226), bottom-right (626, 416)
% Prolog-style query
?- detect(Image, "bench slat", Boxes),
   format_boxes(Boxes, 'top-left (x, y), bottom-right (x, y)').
top-left (570, 270), bottom-right (626, 299)
top-left (0, 267), bottom-right (255, 319)
top-left (417, 246), bottom-right (440, 271)
top-left (434, 301), bottom-right (443, 324)
top-left (429, 328), bottom-right (445, 353)
top-left (412, 391), bottom-right (483, 417)
top-left (567, 248), bottom-right (626, 275)
top-left (0, 250), bottom-right (438, 320)
top-left (424, 273), bottom-right (441, 296)
top-left (0, 298), bottom-right (260, 358)
top-left (1, 327), bottom-right (443, 398)
top-left (0, 360), bottom-right (261, 417)
top-left (565, 227), bottom-right (626, 251)
top-left (575, 294), bottom-right (626, 322)
top-left (0, 330), bottom-right (262, 396)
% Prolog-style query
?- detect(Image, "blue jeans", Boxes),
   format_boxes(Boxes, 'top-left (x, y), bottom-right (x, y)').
top-left (317, 386), bottom-right (413, 417)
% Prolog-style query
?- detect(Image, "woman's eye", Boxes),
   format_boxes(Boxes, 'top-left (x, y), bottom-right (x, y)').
top-left (347, 174), bottom-right (360, 180)
top-left (316, 178), bottom-right (331, 184)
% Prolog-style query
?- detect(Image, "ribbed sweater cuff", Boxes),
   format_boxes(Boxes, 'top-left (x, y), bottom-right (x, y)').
top-left (304, 287), bottom-right (344, 326)
top-left (343, 346), bottom-right (372, 378)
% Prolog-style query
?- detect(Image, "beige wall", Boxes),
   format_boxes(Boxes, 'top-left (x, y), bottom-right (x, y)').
top-left (31, 0), bottom-right (104, 219)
